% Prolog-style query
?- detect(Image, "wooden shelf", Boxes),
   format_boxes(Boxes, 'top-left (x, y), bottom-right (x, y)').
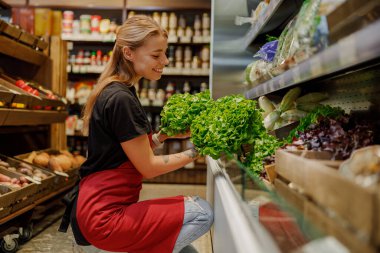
top-left (0, 35), bottom-right (48, 66)
top-left (1, 109), bottom-right (68, 126)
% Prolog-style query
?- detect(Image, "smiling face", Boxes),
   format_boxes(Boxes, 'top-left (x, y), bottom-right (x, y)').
top-left (125, 35), bottom-right (169, 81)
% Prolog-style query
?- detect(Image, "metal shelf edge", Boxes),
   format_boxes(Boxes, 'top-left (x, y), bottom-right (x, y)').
top-left (242, 0), bottom-right (284, 49)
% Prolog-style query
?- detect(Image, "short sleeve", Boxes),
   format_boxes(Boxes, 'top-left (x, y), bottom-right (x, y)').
top-left (104, 91), bottom-right (151, 143)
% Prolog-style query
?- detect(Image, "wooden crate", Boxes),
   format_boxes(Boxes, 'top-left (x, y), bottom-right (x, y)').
top-left (15, 149), bottom-right (79, 191)
top-left (0, 154), bottom-right (57, 202)
top-left (275, 149), bottom-right (380, 250)
top-left (0, 185), bottom-right (17, 219)
top-left (0, 167), bottom-right (38, 213)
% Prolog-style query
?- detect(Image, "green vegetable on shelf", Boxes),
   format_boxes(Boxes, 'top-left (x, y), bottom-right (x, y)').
top-left (258, 96), bottom-right (275, 117)
top-left (296, 102), bottom-right (321, 112)
top-left (263, 110), bottom-right (280, 130)
top-left (191, 95), bottom-right (265, 160)
top-left (296, 92), bottom-right (328, 104)
top-left (278, 87), bottom-right (301, 112)
top-left (280, 109), bottom-right (307, 121)
top-left (286, 105), bottom-right (345, 142)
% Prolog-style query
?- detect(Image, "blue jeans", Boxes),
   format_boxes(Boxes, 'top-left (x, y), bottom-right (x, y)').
top-left (172, 196), bottom-right (214, 253)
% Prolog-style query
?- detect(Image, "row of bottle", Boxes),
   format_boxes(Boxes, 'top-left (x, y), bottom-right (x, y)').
top-left (67, 45), bottom-right (210, 73)
top-left (137, 80), bottom-right (208, 107)
top-left (62, 10), bottom-right (119, 35)
top-left (68, 50), bottom-right (112, 67)
top-left (168, 45), bottom-right (210, 70)
top-left (128, 11), bottom-right (210, 41)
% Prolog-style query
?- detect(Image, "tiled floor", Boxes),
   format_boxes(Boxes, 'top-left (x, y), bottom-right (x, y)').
top-left (16, 184), bottom-right (212, 253)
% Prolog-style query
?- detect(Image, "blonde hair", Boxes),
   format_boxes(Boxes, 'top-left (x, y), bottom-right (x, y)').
top-left (82, 15), bottom-right (167, 135)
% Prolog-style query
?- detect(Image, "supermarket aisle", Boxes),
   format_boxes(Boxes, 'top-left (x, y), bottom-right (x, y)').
top-left (17, 184), bottom-right (211, 253)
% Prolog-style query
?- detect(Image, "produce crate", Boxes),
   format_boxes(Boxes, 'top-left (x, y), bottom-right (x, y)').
top-left (0, 185), bottom-right (17, 219)
top-left (0, 154), bottom-right (56, 202)
top-left (15, 149), bottom-right (80, 190)
top-left (275, 149), bottom-right (380, 252)
top-left (0, 167), bottom-right (38, 214)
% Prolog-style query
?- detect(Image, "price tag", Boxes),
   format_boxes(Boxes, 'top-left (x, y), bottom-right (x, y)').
top-left (55, 171), bottom-right (69, 177)
top-left (269, 80), bottom-right (274, 92)
top-left (310, 56), bottom-right (323, 77)
top-left (264, 83), bottom-right (269, 94)
top-left (248, 200), bottom-right (260, 220)
top-left (338, 34), bottom-right (357, 67)
top-left (293, 66), bottom-right (301, 83)
top-left (278, 75), bottom-right (285, 88)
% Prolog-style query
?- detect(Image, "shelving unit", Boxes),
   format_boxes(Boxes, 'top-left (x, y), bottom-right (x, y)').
top-left (245, 20), bottom-right (380, 99)
top-left (209, 0), bottom-right (380, 252)
top-left (0, 35), bottom-right (48, 66)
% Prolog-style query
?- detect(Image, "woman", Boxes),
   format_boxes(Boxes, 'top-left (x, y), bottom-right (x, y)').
top-left (71, 15), bottom-right (213, 253)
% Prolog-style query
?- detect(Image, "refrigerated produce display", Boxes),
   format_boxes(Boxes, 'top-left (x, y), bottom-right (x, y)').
top-left (208, 0), bottom-right (380, 252)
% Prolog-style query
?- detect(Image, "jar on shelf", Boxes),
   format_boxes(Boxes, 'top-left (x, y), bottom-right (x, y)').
top-left (80, 15), bottom-right (91, 34)
top-left (100, 19), bottom-right (110, 34)
top-left (91, 15), bottom-right (101, 33)
top-left (109, 19), bottom-right (118, 33)
top-left (72, 20), bottom-right (80, 34)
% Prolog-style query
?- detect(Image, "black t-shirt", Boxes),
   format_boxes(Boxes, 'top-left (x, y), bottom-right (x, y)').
top-left (80, 82), bottom-right (151, 178)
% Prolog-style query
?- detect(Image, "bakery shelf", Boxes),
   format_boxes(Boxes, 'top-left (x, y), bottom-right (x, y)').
top-left (245, 20), bottom-right (380, 99)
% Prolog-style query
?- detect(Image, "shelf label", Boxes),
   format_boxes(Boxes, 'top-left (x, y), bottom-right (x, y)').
top-left (293, 66), bottom-right (301, 83)
top-left (278, 74), bottom-right (285, 88)
top-left (310, 56), bottom-right (323, 77)
top-left (338, 34), bottom-right (357, 67)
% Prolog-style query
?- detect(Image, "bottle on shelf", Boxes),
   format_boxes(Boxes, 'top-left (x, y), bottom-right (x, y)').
top-left (168, 45), bottom-right (175, 68)
top-left (183, 81), bottom-right (191, 93)
top-left (193, 14), bottom-right (202, 40)
top-left (168, 12), bottom-right (177, 39)
top-left (184, 46), bottom-right (192, 70)
top-left (175, 46), bottom-right (183, 69)
top-left (165, 81), bottom-right (175, 101)
top-left (202, 13), bottom-right (210, 39)
top-left (156, 89), bottom-right (165, 106)
top-left (161, 12), bottom-right (169, 31)
top-left (152, 12), bottom-right (161, 25)
top-left (200, 82), bottom-right (208, 92)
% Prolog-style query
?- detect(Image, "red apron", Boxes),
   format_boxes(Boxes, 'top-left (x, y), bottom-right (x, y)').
top-left (76, 160), bottom-right (184, 253)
